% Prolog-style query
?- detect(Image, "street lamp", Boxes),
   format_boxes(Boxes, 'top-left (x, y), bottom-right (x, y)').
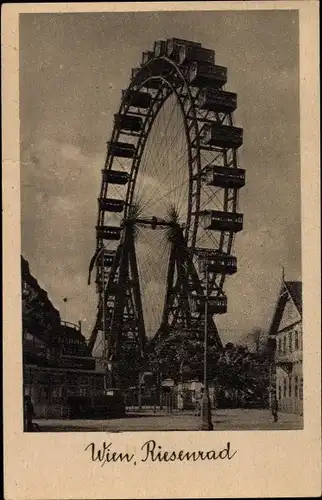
top-left (200, 253), bottom-right (214, 431)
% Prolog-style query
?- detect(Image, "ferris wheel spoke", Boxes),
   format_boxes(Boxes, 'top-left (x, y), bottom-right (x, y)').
top-left (113, 156), bottom-right (130, 172)
top-left (139, 168), bottom-right (189, 215)
top-left (144, 109), bottom-right (179, 197)
top-left (177, 179), bottom-right (190, 216)
top-left (138, 111), bottom-right (164, 183)
top-left (199, 149), bottom-right (225, 168)
top-left (135, 105), bottom-right (179, 207)
top-left (142, 109), bottom-right (185, 199)
top-left (140, 120), bottom-right (160, 178)
top-left (137, 126), bottom-right (191, 215)
top-left (140, 97), bottom-right (186, 177)
top-left (135, 226), bottom-right (171, 337)
top-left (197, 229), bottom-right (220, 249)
top-left (139, 92), bottom-right (179, 186)
top-left (140, 173), bottom-right (188, 216)
top-left (172, 117), bottom-right (188, 206)
top-left (200, 184), bottom-right (223, 212)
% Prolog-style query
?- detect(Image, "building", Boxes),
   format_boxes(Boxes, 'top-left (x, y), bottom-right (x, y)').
top-left (22, 256), bottom-right (105, 419)
top-left (268, 278), bottom-right (303, 414)
top-left (175, 380), bottom-right (219, 410)
top-left (22, 255), bottom-right (61, 368)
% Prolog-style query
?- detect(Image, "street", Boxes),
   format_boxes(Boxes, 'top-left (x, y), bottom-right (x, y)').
top-left (34, 408), bottom-right (303, 432)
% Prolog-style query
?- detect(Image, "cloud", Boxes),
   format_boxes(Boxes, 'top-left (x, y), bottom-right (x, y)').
top-left (21, 137), bottom-right (102, 330)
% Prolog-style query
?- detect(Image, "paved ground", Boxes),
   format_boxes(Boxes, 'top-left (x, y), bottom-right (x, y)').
top-left (34, 409), bottom-right (303, 432)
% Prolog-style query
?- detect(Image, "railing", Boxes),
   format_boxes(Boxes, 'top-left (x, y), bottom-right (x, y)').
top-left (276, 350), bottom-right (302, 364)
top-left (23, 339), bottom-right (48, 356)
top-left (60, 321), bottom-right (81, 331)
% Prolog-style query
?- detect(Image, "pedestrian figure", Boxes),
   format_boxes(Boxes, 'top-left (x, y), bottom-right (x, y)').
top-left (24, 395), bottom-right (35, 431)
top-left (195, 398), bottom-right (201, 416)
top-left (195, 387), bottom-right (203, 416)
top-left (271, 395), bottom-right (278, 423)
top-left (168, 392), bottom-right (173, 414)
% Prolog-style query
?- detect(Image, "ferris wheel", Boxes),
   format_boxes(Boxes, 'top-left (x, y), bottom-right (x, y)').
top-left (88, 38), bottom-right (245, 384)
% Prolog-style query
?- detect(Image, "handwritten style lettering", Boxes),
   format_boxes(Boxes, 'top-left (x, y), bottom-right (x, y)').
top-left (140, 440), bottom-right (237, 462)
top-left (85, 442), bottom-right (135, 466)
top-left (85, 440), bottom-right (237, 465)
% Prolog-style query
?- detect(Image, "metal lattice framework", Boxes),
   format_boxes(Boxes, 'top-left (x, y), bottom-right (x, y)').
top-left (88, 38), bottom-right (245, 387)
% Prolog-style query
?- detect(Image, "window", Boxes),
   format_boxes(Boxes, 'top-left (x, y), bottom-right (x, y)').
top-left (69, 372), bottom-right (78, 383)
top-left (278, 385), bottom-right (282, 400)
top-left (283, 336), bottom-right (287, 354)
top-left (40, 386), bottom-right (50, 401)
top-left (94, 376), bottom-right (104, 388)
top-left (22, 281), bottom-right (30, 297)
top-left (80, 375), bottom-right (89, 386)
top-left (289, 377), bottom-right (292, 397)
top-left (67, 386), bottom-right (77, 396)
top-left (51, 387), bottom-right (62, 401)
top-left (278, 338), bottom-right (282, 353)
top-left (299, 378), bottom-right (303, 400)
top-left (283, 378), bottom-right (287, 398)
top-left (294, 376), bottom-right (298, 398)
top-left (294, 330), bottom-right (299, 350)
top-left (288, 332), bottom-right (292, 352)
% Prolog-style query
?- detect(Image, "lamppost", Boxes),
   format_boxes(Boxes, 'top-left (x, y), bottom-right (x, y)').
top-left (138, 371), bottom-right (142, 409)
top-left (200, 253), bottom-right (214, 431)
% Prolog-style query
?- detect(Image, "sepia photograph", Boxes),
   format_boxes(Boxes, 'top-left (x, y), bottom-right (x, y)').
top-left (3, 2), bottom-right (321, 499)
top-left (19, 8), bottom-right (304, 433)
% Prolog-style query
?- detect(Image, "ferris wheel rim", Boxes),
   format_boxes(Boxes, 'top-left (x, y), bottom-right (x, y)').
top-left (94, 44), bottom-right (243, 319)
top-left (88, 39), bottom-right (246, 358)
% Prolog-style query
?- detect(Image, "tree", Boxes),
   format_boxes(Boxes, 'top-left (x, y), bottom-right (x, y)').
top-left (148, 328), bottom-right (218, 383)
top-left (244, 327), bottom-right (267, 353)
top-left (147, 331), bottom-right (271, 409)
top-left (214, 343), bottom-right (270, 408)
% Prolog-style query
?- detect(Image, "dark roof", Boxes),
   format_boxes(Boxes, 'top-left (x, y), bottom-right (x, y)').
top-left (285, 281), bottom-right (302, 315)
top-left (269, 280), bottom-right (302, 336)
top-left (22, 255), bottom-right (88, 348)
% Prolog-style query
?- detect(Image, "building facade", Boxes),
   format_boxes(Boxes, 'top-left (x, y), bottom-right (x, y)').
top-left (22, 256), bottom-right (105, 419)
top-left (269, 280), bottom-right (303, 414)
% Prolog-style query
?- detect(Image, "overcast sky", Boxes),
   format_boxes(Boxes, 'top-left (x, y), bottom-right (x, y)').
top-left (20, 9), bottom-right (300, 345)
